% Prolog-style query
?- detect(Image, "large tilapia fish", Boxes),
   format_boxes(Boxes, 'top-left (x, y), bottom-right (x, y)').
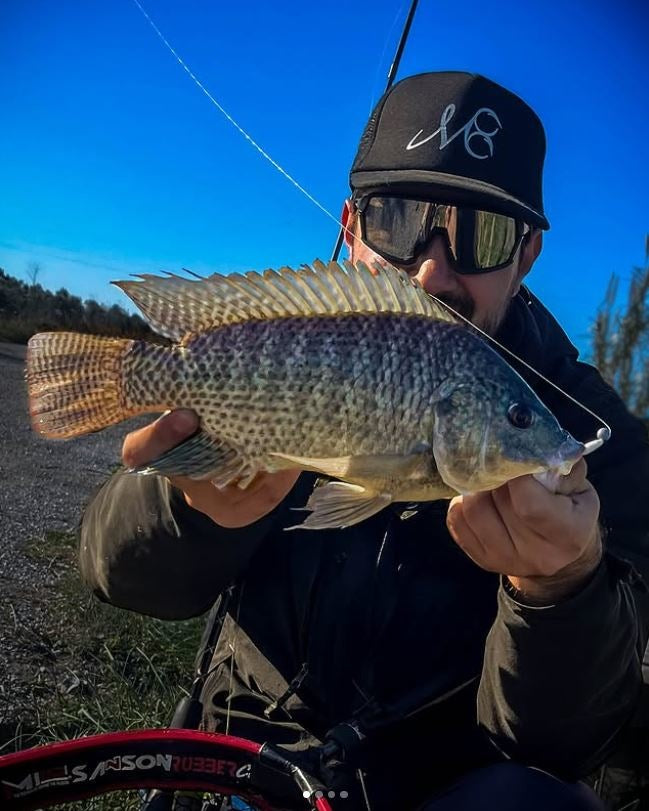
top-left (27, 260), bottom-right (583, 529)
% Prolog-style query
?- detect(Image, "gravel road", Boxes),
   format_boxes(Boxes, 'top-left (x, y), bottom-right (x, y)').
top-left (0, 342), bottom-right (145, 732)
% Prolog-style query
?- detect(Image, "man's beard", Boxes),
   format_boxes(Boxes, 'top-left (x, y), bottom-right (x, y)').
top-left (431, 291), bottom-right (475, 324)
top-left (434, 290), bottom-right (513, 337)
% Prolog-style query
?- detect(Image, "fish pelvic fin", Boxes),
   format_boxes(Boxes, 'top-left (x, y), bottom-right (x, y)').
top-left (286, 481), bottom-right (392, 530)
top-left (27, 332), bottom-right (136, 439)
top-left (113, 260), bottom-right (458, 343)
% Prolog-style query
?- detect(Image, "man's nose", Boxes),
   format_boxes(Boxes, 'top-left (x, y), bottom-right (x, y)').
top-left (406, 235), bottom-right (457, 293)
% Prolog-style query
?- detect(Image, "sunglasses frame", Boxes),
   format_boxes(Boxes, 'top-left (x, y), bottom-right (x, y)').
top-left (353, 194), bottom-right (531, 275)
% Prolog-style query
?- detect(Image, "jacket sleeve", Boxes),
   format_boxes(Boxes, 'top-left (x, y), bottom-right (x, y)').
top-left (79, 471), bottom-right (281, 620)
top-left (479, 296), bottom-right (649, 775)
top-left (477, 364), bottom-right (649, 776)
top-left (477, 553), bottom-right (647, 778)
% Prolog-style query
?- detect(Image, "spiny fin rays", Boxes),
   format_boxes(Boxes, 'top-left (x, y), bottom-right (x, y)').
top-left (112, 260), bottom-right (458, 344)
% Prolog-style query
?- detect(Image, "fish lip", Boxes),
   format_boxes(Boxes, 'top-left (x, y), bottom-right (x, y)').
top-left (546, 435), bottom-right (585, 474)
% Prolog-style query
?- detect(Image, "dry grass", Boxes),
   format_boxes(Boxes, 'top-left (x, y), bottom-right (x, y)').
top-left (1, 530), bottom-right (204, 754)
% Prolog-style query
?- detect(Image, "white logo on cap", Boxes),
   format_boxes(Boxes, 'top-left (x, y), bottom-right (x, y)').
top-left (406, 104), bottom-right (502, 159)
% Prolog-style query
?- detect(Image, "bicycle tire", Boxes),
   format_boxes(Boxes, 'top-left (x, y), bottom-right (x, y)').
top-left (0, 729), bottom-right (334, 811)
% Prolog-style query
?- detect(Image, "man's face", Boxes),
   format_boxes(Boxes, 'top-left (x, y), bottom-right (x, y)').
top-left (345, 200), bottom-right (542, 336)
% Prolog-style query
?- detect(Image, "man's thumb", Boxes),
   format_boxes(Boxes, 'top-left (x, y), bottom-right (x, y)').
top-left (122, 409), bottom-right (199, 468)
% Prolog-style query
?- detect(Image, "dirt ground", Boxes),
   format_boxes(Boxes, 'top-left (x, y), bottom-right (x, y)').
top-left (0, 342), bottom-right (145, 735)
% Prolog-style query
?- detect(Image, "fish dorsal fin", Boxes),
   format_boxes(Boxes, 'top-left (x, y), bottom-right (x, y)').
top-left (113, 260), bottom-right (457, 343)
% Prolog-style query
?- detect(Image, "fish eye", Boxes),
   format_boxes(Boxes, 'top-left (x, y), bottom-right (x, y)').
top-left (507, 402), bottom-right (534, 429)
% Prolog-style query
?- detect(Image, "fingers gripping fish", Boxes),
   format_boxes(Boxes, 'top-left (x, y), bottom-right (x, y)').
top-left (26, 260), bottom-right (583, 530)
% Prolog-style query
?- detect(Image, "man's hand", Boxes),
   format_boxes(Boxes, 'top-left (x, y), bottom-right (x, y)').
top-left (446, 458), bottom-right (602, 602)
top-left (122, 410), bottom-right (300, 529)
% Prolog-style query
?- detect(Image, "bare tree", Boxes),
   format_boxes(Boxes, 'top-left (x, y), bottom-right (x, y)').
top-left (25, 261), bottom-right (42, 286)
top-left (590, 235), bottom-right (649, 419)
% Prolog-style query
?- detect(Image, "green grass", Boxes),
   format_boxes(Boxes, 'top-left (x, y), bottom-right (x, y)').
top-left (2, 530), bottom-right (204, 753)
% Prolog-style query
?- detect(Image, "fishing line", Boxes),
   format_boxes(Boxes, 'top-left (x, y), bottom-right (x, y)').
top-left (130, 0), bottom-right (610, 454)
top-left (368, 1), bottom-right (408, 114)
top-left (128, 0), bottom-right (403, 251)
top-left (130, 0), bottom-right (353, 238)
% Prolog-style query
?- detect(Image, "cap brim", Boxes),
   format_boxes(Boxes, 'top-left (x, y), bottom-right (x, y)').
top-left (350, 170), bottom-right (550, 230)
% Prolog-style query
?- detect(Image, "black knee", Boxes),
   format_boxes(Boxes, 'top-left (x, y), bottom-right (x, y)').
top-left (420, 763), bottom-right (606, 811)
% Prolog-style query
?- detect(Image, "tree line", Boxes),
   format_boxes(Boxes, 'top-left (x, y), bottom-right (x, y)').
top-left (0, 269), bottom-right (156, 344)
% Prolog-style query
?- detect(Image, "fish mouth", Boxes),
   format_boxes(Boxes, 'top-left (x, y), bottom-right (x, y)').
top-left (546, 434), bottom-right (585, 475)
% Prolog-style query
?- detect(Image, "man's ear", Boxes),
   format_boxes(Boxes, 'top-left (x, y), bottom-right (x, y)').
top-left (515, 228), bottom-right (543, 289)
top-left (341, 199), bottom-right (356, 252)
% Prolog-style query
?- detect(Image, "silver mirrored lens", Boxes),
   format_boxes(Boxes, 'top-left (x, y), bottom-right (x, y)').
top-left (473, 209), bottom-right (518, 268)
top-left (362, 197), bottom-right (519, 270)
top-left (363, 197), bottom-right (434, 261)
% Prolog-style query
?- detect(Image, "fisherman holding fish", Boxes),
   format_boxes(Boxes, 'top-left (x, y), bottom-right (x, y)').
top-left (30, 73), bottom-right (649, 809)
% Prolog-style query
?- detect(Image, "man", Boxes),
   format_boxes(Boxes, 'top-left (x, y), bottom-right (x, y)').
top-left (80, 72), bottom-right (649, 810)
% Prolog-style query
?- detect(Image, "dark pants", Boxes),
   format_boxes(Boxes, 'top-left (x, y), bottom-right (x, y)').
top-left (419, 763), bottom-right (606, 810)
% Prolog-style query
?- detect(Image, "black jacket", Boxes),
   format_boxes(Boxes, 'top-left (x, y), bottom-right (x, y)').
top-left (79, 290), bottom-right (649, 810)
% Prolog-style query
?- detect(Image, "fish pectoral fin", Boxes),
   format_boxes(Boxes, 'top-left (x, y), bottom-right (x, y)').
top-left (268, 452), bottom-right (355, 478)
top-left (286, 481), bottom-right (392, 531)
top-left (269, 449), bottom-right (431, 481)
top-left (130, 430), bottom-right (252, 485)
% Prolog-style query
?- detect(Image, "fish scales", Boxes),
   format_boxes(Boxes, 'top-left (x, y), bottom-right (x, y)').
top-left (26, 260), bottom-right (584, 529)
top-left (120, 314), bottom-right (453, 460)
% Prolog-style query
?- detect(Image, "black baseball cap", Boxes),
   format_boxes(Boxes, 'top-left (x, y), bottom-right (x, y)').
top-left (350, 71), bottom-right (550, 229)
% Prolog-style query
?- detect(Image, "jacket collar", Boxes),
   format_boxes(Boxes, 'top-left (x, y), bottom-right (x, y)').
top-left (495, 287), bottom-right (579, 378)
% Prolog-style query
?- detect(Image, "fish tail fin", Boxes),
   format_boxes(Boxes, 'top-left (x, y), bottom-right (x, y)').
top-left (27, 332), bottom-right (135, 438)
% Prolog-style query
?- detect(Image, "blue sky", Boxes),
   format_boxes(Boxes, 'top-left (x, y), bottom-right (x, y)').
top-left (1, 0), bottom-right (647, 352)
